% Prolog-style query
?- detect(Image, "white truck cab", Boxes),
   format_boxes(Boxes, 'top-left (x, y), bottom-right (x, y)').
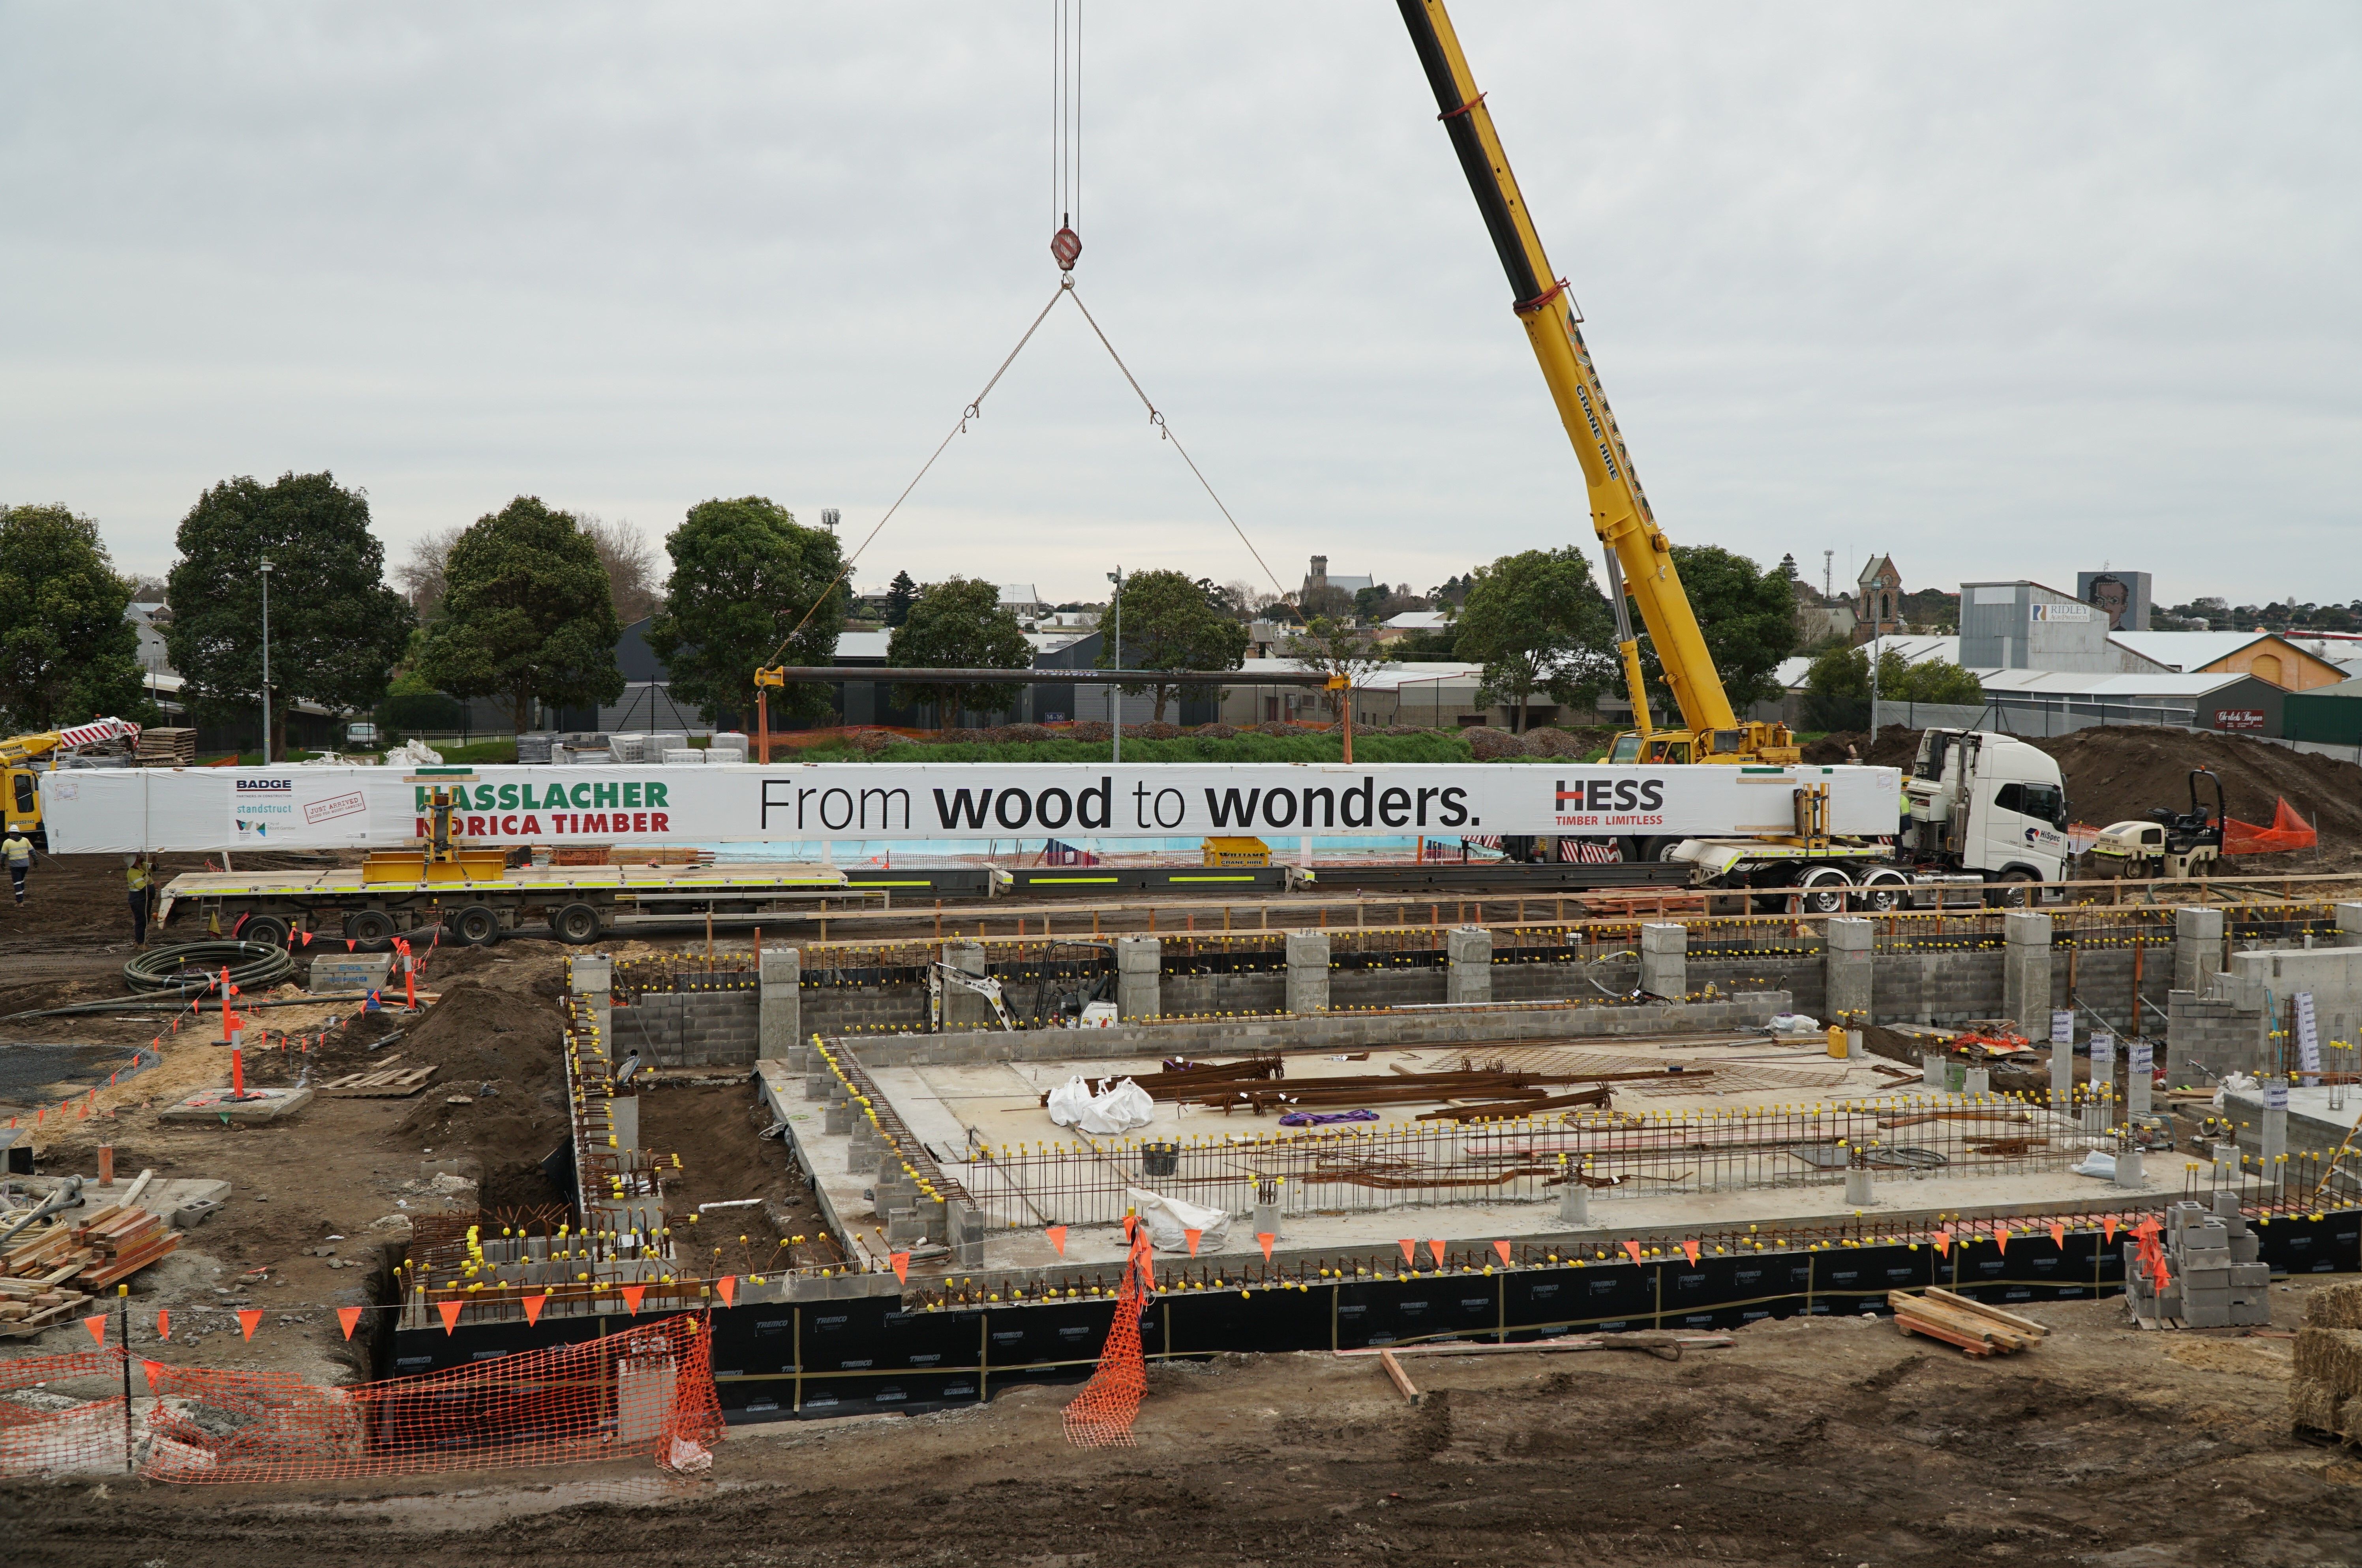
top-left (1905, 729), bottom-right (2069, 894)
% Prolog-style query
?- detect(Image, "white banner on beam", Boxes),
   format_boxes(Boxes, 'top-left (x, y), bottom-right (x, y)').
top-left (40, 761), bottom-right (1902, 853)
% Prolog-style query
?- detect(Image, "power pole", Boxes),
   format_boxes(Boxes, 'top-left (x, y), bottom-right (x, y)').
top-left (259, 558), bottom-right (274, 762)
top-left (1106, 566), bottom-right (1124, 764)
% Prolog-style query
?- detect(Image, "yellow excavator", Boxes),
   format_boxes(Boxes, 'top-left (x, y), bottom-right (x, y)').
top-left (1398, 1), bottom-right (1799, 767)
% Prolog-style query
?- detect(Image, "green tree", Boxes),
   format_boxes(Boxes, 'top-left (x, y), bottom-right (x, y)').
top-left (165, 473), bottom-right (412, 758)
top-left (1893, 655), bottom-right (1984, 706)
top-left (646, 497), bottom-right (847, 725)
top-left (1098, 570), bottom-right (1249, 722)
top-left (1801, 643), bottom-right (1871, 731)
top-left (1634, 545), bottom-right (1798, 717)
top-left (413, 496), bottom-right (625, 733)
top-left (1281, 616), bottom-right (1394, 720)
top-left (884, 569), bottom-right (918, 629)
top-left (1454, 548), bottom-right (1616, 732)
top-left (0, 505), bottom-right (154, 732)
top-left (886, 576), bottom-right (1030, 718)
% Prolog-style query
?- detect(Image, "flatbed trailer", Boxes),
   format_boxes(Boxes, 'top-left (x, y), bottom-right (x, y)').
top-left (159, 860), bottom-right (855, 949)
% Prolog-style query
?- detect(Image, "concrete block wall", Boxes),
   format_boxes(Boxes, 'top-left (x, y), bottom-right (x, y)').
top-left (1164, 973), bottom-right (1287, 1016)
top-left (1116, 937), bottom-right (1160, 1022)
top-left (801, 984), bottom-right (931, 1038)
top-left (1865, 950), bottom-right (2007, 1026)
top-left (613, 989), bottom-right (760, 1067)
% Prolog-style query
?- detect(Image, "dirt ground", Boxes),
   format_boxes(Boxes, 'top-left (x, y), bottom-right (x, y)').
top-left (7, 1285), bottom-right (2361, 1566)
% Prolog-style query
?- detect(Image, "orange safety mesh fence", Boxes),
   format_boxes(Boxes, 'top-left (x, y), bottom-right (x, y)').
top-left (1062, 1228), bottom-right (1153, 1449)
top-left (0, 1345), bottom-right (128, 1478)
top-left (2225, 798), bottom-right (2317, 856)
top-left (138, 1313), bottom-right (722, 1483)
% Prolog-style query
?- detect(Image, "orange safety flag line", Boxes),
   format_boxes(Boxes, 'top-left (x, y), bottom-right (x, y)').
top-left (156, 1309), bottom-right (170, 1341)
top-left (1681, 1239), bottom-right (1701, 1265)
top-left (1045, 1225), bottom-right (1068, 1257)
top-left (713, 1277), bottom-right (735, 1308)
top-left (338, 1307), bottom-right (364, 1340)
top-left (891, 1252), bottom-right (910, 1284)
top-left (1427, 1239), bottom-right (1445, 1267)
top-left (1995, 1229), bottom-right (2009, 1255)
top-left (238, 1309), bottom-right (263, 1341)
top-left (436, 1300), bottom-right (462, 1334)
top-left (1184, 1229), bottom-right (1202, 1257)
top-left (1622, 1240), bottom-right (1643, 1265)
top-left (1935, 1229), bottom-right (1951, 1257)
top-left (621, 1285), bottom-right (646, 1315)
top-left (1398, 1238), bottom-right (1415, 1266)
top-left (143, 1358), bottom-right (164, 1392)
top-left (2103, 1215), bottom-right (2119, 1244)
top-left (1258, 1232), bottom-right (1275, 1261)
top-left (83, 1315), bottom-right (108, 1347)
top-left (2049, 1221), bottom-right (2066, 1248)
top-left (1493, 1239), bottom-right (1512, 1266)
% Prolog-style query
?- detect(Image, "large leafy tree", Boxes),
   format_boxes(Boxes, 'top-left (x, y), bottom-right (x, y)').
top-left (414, 496), bottom-right (625, 733)
top-left (886, 576), bottom-right (1030, 718)
top-left (1636, 545), bottom-right (1798, 717)
top-left (646, 497), bottom-right (846, 724)
top-left (0, 505), bottom-right (154, 732)
top-left (1454, 547), bottom-right (1616, 732)
top-left (1099, 570), bottom-right (1249, 722)
top-left (165, 473), bottom-right (412, 757)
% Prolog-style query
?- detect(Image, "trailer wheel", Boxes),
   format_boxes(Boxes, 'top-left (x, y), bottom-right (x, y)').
top-left (242, 915), bottom-right (291, 949)
top-left (1797, 866), bottom-right (1854, 915)
top-left (1852, 869), bottom-right (1908, 913)
top-left (552, 902), bottom-right (602, 944)
top-left (343, 909), bottom-right (396, 951)
top-left (452, 904), bottom-right (502, 947)
top-left (1984, 870), bottom-right (2037, 908)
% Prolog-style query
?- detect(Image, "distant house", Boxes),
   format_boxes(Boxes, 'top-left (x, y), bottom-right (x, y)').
top-left (1375, 610), bottom-right (1449, 645)
top-left (997, 584), bottom-right (1052, 618)
top-left (1301, 555), bottom-right (1375, 604)
top-left (2106, 630), bottom-right (2349, 692)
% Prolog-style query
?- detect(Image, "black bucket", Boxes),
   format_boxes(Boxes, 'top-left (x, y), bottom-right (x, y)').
top-left (1141, 1140), bottom-right (1179, 1177)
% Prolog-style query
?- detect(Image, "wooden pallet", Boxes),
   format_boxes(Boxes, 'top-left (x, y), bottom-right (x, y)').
top-left (320, 1063), bottom-right (438, 1097)
top-left (0, 1289), bottom-right (95, 1337)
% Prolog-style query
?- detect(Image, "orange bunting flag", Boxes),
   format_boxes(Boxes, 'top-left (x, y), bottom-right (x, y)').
top-left (1935, 1228), bottom-right (1951, 1257)
top-left (1428, 1240), bottom-right (1446, 1267)
top-left (155, 1309), bottom-right (170, 1341)
top-left (621, 1285), bottom-right (646, 1315)
top-left (83, 1315), bottom-right (108, 1347)
top-left (1681, 1240), bottom-right (1700, 1266)
top-left (1122, 1214), bottom-right (1137, 1241)
top-left (713, 1277), bottom-right (735, 1308)
top-left (338, 1306), bottom-right (364, 1340)
top-left (891, 1251), bottom-right (910, 1284)
top-left (240, 1308), bottom-right (265, 1341)
top-left (1184, 1228), bottom-right (1203, 1257)
top-left (1493, 1239), bottom-right (1512, 1266)
top-left (141, 1359), bottom-right (163, 1392)
top-left (1995, 1230), bottom-right (2009, 1255)
top-left (435, 1300), bottom-right (462, 1335)
top-left (1398, 1238), bottom-right (1416, 1265)
top-left (1258, 1232), bottom-right (1276, 1261)
top-left (1046, 1225), bottom-right (1068, 1257)
top-left (2103, 1215), bottom-right (2119, 1244)
top-left (1622, 1239), bottom-right (1643, 1265)
top-left (2049, 1221), bottom-right (2066, 1249)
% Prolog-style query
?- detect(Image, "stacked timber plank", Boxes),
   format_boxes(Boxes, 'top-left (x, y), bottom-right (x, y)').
top-left (135, 727), bottom-right (198, 765)
top-left (2293, 1281), bottom-right (2362, 1448)
top-left (2, 1190), bottom-right (182, 1299)
top-left (319, 1057), bottom-right (437, 1097)
top-left (1889, 1287), bottom-right (2049, 1357)
top-left (0, 1273), bottom-right (95, 1336)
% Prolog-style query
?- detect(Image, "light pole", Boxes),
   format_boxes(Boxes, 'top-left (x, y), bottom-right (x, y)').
top-left (1106, 566), bottom-right (1124, 765)
top-left (258, 558), bottom-right (274, 763)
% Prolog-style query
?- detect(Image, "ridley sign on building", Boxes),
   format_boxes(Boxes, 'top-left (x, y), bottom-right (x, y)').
top-left (40, 762), bottom-right (1902, 853)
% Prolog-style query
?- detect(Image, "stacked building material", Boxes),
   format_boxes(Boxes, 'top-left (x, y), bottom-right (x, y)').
top-left (1889, 1287), bottom-right (2049, 1356)
top-left (135, 727), bottom-right (197, 765)
top-left (2, 1196), bottom-right (181, 1296)
top-left (2125, 1193), bottom-right (2270, 1328)
top-left (0, 1273), bottom-right (94, 1336)
top-left (2293, 1281), bottom-right (2362, 1447)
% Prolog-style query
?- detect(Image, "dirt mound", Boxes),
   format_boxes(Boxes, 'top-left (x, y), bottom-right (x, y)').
top-left (2036, 726), bottom-right (2361, 859)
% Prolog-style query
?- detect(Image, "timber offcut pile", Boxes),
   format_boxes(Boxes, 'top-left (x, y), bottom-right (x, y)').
top-left (2, 1187), bottom-right (182, 1308)
top-left (1889, 1287), bottom-right (2049, 1357)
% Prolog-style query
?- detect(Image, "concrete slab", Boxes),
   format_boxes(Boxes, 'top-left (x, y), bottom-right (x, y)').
top-left (158, 1085), bottom-right (314, 1123)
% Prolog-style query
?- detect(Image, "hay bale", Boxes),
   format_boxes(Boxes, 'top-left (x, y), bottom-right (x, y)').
top-left (2293, 1327), bottom-right (2362, 1395)
top-left (2293, 1375), bottom-right (2344, 1434)
top-left (2304, 1280), bottom-right (2362, 1330)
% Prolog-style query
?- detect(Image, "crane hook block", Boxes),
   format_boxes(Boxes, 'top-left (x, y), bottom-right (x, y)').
top-left (1051, 226), bottom-right (1082, 272)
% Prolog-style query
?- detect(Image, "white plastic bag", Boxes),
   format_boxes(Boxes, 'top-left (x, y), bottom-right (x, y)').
top-left (2072, 1150), bottom-right (2117, 1180)
top-left (385, 738), bottom-right (443, 767)
top-left (1045, 1075), bottom-right (1093, 1128)
top-left (1769, 1012), bottom-right (1822, 1035)
top-left (1126, 1187), bottom-right (1231, 1254)
top-left (1079, 1078), bottom-right (1155, 1136)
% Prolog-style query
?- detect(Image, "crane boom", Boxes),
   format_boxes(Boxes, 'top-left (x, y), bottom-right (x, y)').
top-left (1396, 1), bottom-right (1794, 763)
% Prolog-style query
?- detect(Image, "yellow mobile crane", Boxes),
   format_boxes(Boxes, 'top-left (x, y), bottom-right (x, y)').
top-left (2, 717), bottom-right (143, 847)
top-left (1396, 1), bottom-right (1799, 767)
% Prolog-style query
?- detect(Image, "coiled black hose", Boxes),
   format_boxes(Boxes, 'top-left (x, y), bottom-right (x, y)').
top-left (122, 939), bottom-right (298, 995)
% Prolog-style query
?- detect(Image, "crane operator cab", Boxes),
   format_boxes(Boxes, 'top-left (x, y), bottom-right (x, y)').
top-left (1608, 722), bottom-right (1797, 766)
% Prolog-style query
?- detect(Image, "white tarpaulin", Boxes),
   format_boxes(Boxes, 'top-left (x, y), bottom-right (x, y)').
top-left (38, 760), bottom-right (1901, 853)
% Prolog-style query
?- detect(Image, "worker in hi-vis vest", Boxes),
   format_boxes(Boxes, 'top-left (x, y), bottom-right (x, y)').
top-left (126, 854), bottom-right (154, 945)
top-left (2, 830), bottom-right (32, 907)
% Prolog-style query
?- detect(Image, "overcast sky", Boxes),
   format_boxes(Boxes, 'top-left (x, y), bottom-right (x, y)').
top-left (4, 2), bottom-right (2355, 611)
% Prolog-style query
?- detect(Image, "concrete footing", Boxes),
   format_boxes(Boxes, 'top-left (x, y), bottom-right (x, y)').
top-left (1639, 923), bottom-right (1686, 999)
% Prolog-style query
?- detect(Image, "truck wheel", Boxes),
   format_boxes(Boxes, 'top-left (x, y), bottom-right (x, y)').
top-left (242, 915), bottom-right (290, 949)
top-left (552, 902), bottom-right (602, 944)
top-left (1797, 866), bottom-right (1854, 915)
top-left (1852, 870), bottom-right (1908, 913)
top-left (452, 904), bottom-right (502, 947)
top-left (344, 909), bottom-right (396, 951)
top-left (1984, 870), bottom-right (2037, 909)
